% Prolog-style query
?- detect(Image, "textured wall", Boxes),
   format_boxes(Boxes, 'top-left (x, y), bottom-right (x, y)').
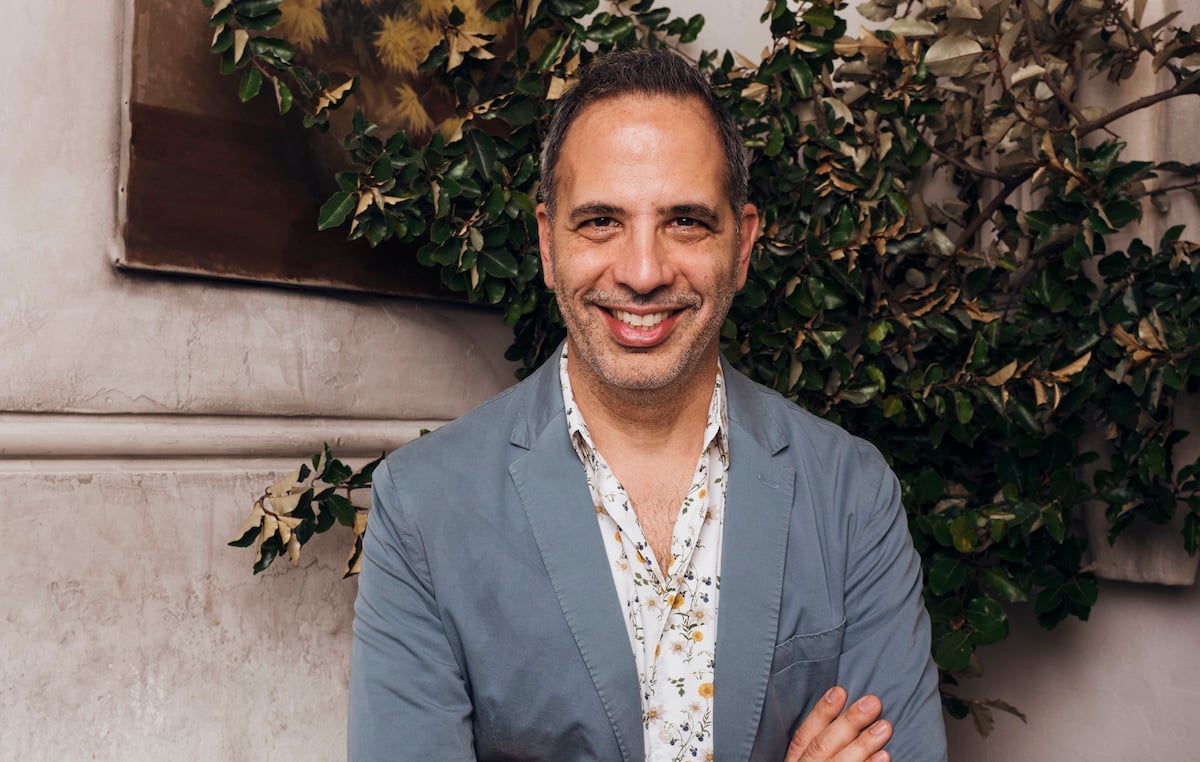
top-left (0, 1), bottom-right (515, 760)
top-left (2, 1), bottom-right (1198, 761)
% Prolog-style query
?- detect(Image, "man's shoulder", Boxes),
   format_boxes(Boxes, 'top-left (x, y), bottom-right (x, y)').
top-left (380, 360), bottom-right (555, 475)
top-left (387, 381), bottom-right (522, 462)
top-left (725, 367), bottom-right (887, 471)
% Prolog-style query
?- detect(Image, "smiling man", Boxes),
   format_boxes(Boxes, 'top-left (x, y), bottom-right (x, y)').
top-left (350, 49), bottom-right (948, 762)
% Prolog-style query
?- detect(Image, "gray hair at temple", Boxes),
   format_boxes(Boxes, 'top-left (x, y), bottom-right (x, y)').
top-left (538, 48), bottom-right (750, 232)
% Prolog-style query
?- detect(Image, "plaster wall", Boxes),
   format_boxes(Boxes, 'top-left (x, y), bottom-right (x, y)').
top-left (1, 1), bottom-right (1198, 760)
top-left (1, 1), bottom-right (516, 759)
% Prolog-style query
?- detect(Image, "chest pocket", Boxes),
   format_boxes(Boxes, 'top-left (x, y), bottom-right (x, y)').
top-left (770, 617), bottom-right (846, 675)
top-left (752, 618), bottom-right (848, 761)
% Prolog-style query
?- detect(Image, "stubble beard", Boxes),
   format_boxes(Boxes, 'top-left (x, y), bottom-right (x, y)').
top-left (551, 255), bottom-right (739, 399)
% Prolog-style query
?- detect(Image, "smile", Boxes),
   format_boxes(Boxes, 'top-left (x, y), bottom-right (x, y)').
top-left (611, 309), bottom-right (672, 328)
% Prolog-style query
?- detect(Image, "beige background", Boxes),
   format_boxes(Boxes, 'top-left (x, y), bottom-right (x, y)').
top-left (1, 1), bottom-right (1197, 759)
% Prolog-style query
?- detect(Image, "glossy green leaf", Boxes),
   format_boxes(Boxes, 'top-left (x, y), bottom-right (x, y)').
top-left (317, 192), bottom-right (355, 231)
top-left (238, 68), bottom-right (262, 102)
top-left (324, 494), bottom-right (356, 527)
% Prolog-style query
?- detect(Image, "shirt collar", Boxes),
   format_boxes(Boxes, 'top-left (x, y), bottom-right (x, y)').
top-left (558, 345), bottom-right (730, 462)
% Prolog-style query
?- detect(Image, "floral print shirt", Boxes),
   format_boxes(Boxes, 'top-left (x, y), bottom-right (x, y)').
top-left (559, 348), bottom-right (729, 762)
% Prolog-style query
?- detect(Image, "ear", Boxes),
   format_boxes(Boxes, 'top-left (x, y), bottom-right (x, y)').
top-left (734, 203), bottom-right (759, 290)
top-left (536, 202), bottom-right (555, 290)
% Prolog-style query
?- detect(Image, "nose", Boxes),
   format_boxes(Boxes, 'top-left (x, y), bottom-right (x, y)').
top-left (611, 220), bottom-right (674, 295)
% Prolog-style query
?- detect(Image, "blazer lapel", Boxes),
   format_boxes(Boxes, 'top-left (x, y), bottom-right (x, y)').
top-left (714, 365), bottom-right (796, 761)
top-left (507, 359), bottom-right (644, 762)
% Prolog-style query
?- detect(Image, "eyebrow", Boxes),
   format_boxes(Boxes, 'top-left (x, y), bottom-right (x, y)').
top-left (666, 203), bottom-right (720, 226)
top-left (567, 202), bottom-right (625, 224)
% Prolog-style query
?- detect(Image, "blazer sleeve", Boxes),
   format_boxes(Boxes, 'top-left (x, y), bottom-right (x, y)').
top-left (837, 447), bottom-right (948, 761)
top-left (349, 458), bottom-right (477, 760)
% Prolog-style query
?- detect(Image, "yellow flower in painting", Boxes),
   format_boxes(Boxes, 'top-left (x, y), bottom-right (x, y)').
top-left (413, 0), bottom-right (454, 23)
top-left (378, 82), bottom-right (435, 137)
top-left (374, 14), bottom-right (441, 75)
top-left (276, 0), bottom-right (328, 54)
top-left (691, 631), bottom-right (704, 642)
top-left (669, 593), bottom-right (685, 609)
top-left (698, 488), bottom-right (707, 499)
top-left (698, 682), bottom-right (714, 699)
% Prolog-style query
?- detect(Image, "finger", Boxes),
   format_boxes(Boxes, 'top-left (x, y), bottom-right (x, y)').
top-left (785, 686), bottom-right (848, 761)
top-left (794, 694), bottom-right (885, 762)
top-left (835, 718), bottom-right (892, 762)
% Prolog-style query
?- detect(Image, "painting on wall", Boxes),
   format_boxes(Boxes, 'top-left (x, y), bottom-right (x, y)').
top-left (118, 0), bottom-right (505, 299)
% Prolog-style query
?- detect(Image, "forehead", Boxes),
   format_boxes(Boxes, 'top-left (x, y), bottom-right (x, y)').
top-left (555, 93), bottom-right (727, 206)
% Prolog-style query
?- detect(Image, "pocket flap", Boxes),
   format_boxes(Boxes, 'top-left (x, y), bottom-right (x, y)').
top-left (770, 617), bottom-right (847, 673)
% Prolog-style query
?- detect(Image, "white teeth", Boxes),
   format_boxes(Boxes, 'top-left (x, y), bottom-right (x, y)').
top-left (613, 309), bottom-right (669, 328)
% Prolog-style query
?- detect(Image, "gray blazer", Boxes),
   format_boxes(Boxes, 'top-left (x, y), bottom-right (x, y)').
top-left (350, 355), bottom-right (948, 761)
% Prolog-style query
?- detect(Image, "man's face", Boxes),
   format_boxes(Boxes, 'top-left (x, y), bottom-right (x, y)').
top-left (536, 94), bottom-right (758, 396)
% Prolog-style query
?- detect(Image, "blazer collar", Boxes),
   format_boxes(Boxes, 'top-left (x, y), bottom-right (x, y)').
top-left (510, 346), bottom-right (796, 761)
top-left (508, 351), bottom-right (644, 761)
top-left (714, 355), bottom-right (797, 759)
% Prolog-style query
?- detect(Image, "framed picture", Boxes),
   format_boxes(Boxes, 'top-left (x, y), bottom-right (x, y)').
top-left (118, 0), bottom-right (463, 299)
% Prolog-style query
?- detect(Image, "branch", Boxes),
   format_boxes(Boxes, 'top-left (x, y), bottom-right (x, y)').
top-left (918, 130), bottom-right (1008, 183)
top-left (1078, 72), bottom-right (1200, 137)
top-left (1150, 179), bottom-right (1200, 195)
top-left (953, 172), bottom-right (1033, 254)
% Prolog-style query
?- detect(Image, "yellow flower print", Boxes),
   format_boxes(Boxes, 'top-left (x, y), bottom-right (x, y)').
top-left (655, 644), bottom-right (661, 658)
top-left (669, 593), bottom-right (685, 610)
top-left (698, 488), bottom-right (707, 499)
top-left (692, 631), bottom-right (704, 642)
top-left (698, 682), bottom-right (714, 699)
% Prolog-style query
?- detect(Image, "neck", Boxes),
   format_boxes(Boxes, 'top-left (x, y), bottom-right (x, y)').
top-left (567, 344), bottom-right (719, 452)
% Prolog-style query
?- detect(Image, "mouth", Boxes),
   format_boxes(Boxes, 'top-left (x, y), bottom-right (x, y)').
top-left (611, 309), bottom-right (672, 328)
top-left (594, 304), bottom-right (688, 348)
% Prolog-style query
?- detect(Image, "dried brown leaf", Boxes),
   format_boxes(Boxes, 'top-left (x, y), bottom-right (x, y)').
top-left (1049, 351), bottom-right (1093, 382)
top-left (984, 360), bottom-right (1018, 386)
top-left (267, 468), bottom-right (302, 497)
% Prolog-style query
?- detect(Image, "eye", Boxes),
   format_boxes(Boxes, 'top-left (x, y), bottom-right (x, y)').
top-left (672, 214), bottom-right (705, 229)
top-left (583, 217), bottom-right (617, 228)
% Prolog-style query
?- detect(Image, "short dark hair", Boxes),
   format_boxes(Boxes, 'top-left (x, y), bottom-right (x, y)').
top-left (539, 48), bottom-right (749, 226)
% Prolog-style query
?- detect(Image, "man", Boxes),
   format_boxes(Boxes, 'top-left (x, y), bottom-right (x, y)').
top-left (350, 49), bottom-right (947, 761)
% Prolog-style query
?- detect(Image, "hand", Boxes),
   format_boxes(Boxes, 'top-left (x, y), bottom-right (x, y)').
top-left (783, 686), bottom-right (892, 762)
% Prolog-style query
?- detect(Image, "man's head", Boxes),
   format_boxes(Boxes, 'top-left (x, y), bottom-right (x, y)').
top-left (535, 49), bottom-right (759, 400)
top-left (539, 49), bottom-right (749, 231)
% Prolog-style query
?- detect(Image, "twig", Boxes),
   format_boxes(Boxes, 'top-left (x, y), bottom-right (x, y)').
top-left (918, 130), bottom-right (1008, 183)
